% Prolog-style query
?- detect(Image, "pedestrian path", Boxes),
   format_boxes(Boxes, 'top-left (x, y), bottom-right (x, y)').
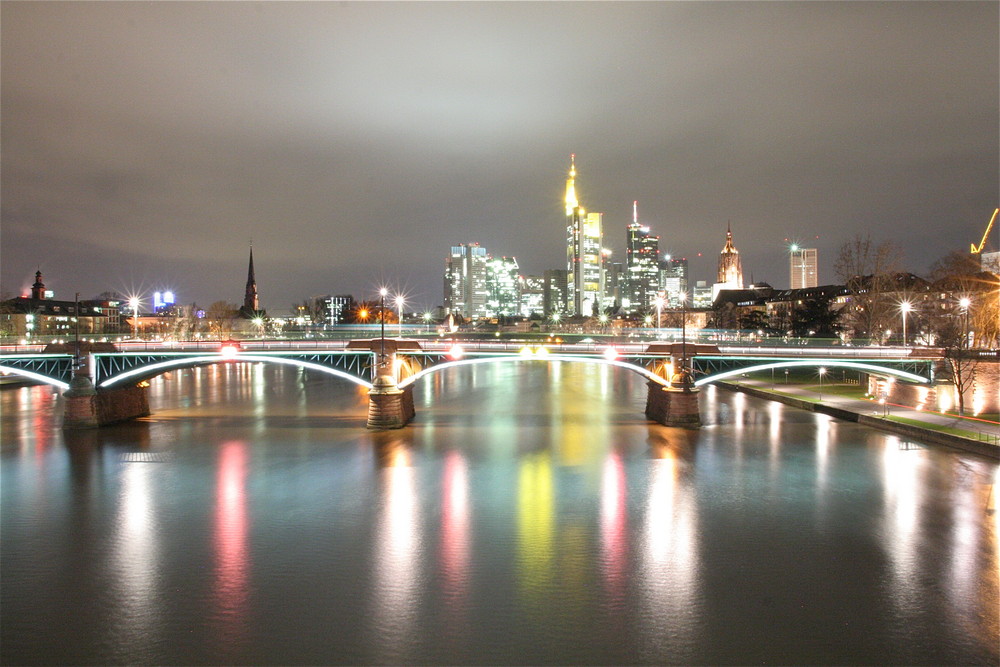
top-left (731, 378), bottom-right (1000, 441)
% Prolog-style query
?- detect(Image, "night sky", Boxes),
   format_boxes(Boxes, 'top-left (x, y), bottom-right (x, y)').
top-left (2, 1), bottom-right (997, 314)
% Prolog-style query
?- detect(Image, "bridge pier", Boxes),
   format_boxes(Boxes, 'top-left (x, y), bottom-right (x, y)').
top-left (63, 375), bottom-right (150, 429)
top-left (367, 375), bottom-right (415, 429)
top-left (645, 374), bottom-right (701, 428)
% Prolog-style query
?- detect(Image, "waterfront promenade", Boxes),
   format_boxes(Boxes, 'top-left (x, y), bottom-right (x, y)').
top-left (722, 377), bottom-right (1000, 459)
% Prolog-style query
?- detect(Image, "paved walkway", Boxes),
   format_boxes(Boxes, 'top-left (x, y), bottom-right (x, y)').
top-left (729, 378), bottom-right (1000, 441)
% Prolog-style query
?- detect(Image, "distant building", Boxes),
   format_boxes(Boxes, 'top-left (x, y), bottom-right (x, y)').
top-left (790, 246), bottom-right (818, 289)
top-left (564, 155), bottom-right (604, 316)
top-left (692, 280), bottom-right (713, 309)
top-left (444, 243), bottom-right (489, 319)
top-left (519, 275), bottom-right (545, 318)
top-left (0, 270), bottom-right (120, 339)
top-left (625, 201), bottom-right (659, 313)
top-left (981, 251), bottom-right (1000, 275)
top-left (603, 260), bottom-right (624, 313)
top-left (660, 256), bottom-right (689, 307)
top-left (543, 269), bottom-right (569, 318)
top-left (324, 295), bottom-right (355, 325)
top-left (239, 245), bottom-right (266, 319)
top-left (486, 256), bottom-right (520, 317)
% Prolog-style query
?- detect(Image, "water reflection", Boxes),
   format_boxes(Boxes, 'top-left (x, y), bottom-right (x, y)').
top-left (517, 451), bottom-right (554, 604)
top-left (213, 440), bottom-right (250, 644)
top-left (371, 438), bottom-right (421, 663)
top-left (110, 458), bottom-right (161, 656)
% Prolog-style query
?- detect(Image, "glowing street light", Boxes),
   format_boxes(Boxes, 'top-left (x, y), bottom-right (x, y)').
top-left (128, 297), bottom-right (140, 339)
top-left (959, 296), bottom-right (971, 349)
top-left (818, 367), bottom-right (827, 401)
top-left (653, 294), bottom-right (665, 334)
top-left (379, 288), bottom-right (388, 371)
top-left (252, 316), bottom-right (264, 338)
top-left (900, 301), bottom-right (912, 348)
top-left (395, 295), bottom-right (405, 336)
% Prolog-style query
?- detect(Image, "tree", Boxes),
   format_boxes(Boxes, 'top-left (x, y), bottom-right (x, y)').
top-left (205, 301), bottom-right (239, 337)
top-left (928, 250), bottom-right (999, 348)
top-left (790, 296), bottom-right (842, 338)
top-left (834, 234), bottom-right (903, 341)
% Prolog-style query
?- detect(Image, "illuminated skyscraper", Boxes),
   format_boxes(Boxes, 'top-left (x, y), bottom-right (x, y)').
top-left (565, 155), bottom-right (604, 316)
top-left (444, 243), bottom-right (489, 319)
top-left (789, 246), bottom-right (818, 289)
top-left (486, 256), bottom-right (520, 317)
top-left (660, 256), bottom-right (688, 307)
top-left (625, 201), bottom-right (659, 313)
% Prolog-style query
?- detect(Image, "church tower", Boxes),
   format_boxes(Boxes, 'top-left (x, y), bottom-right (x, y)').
top-left (31, 270), bottom-right (46, 300)
top-left (243, 245), bottom-right (259, 313)
top-left (717, 224), bottom-right (743, 288)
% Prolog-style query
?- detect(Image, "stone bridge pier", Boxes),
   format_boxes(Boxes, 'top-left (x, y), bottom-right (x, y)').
top-left (63, 355), bottom-right (150, 429)
top-left (366, 375), bottom-right (415, 429)
top-left (645, 370), bottom-right (701, 428)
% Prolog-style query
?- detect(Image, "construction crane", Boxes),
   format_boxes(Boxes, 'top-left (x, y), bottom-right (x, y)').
top-left (970, 207), bottom-right (999, 253)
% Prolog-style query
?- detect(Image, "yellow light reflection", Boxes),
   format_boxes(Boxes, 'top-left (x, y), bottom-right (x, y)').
top-left (372, 443), bottom-right (421, 660)
top-left (517, 452), bottom-right (553, 603)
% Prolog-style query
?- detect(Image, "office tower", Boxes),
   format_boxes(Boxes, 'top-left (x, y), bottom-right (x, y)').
top-left (543, 269), bottom-right (569, 318)
top-left (625, 201), bottom-right (659, 313)
top-left (692, 280), bottom-right (713, 308)
top-left (519, 275), bottom-right (545, 318)
top-left (444, 243), bottom-right (489, 319)
top-left (486, 256), bottom-right (520, 317)
top-left (564, 155), bottom-right (604, 316)
top-left (660, 255), bottom-right (688, 307)
top-left (789, 246), bottom-right (818, 289)
top-left (325, 295), bottom-right (355, 325)
top-left (603, 261), bottom-right (624, 312)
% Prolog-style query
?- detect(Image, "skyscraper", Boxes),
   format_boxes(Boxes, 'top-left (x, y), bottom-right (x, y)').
top-left (625, 201), bottom-right (659, 313)
top-left (789, 246), bottom-right (818, 289)
top-left (660, 256), bottom-right (688, 307)
top-left (565, 155), bottom-right (604, 316)
top-left (444, 243), bottom-right (489, 319)
top-left (486, 256), bottom-right (520, 317)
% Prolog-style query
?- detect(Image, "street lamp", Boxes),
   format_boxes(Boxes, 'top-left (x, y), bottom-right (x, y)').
top-left (379, 288), bottom-right (388, 370)
top-left (653, 294), bottom-right (665, 336)
top-left (129, 297), bottom-right (139, 339)
top-left (680, 289), bottom-right (689, 378)
top-left (900, 301), bottom-right (912, 348)
top-left (818, 367), bottom-right (826, 401)
top-left (959, 296), bottom-right (971, 349)
top-left (395, 295), bottom-right (405, 336)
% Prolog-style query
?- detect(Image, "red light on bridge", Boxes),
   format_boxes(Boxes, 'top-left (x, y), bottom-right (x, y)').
top-left (447, 344), bottom-right (464, 360)
top-left (219, 341), bottom-right (241, 359)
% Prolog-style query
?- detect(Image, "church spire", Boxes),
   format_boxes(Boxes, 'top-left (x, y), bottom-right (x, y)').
top-left (244, 244), bottom-right (259, 312)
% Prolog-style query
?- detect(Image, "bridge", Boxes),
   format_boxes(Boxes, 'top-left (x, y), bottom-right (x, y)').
top-left (0, 338), bottom-right (938, 429)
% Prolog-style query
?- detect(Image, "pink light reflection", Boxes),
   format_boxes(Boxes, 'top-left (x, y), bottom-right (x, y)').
top-left (213, 440), bottom-right (250, 642)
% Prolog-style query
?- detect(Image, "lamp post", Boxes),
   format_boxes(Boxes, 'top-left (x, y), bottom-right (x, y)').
top-left (959, 297), bottom-right (971, 349)
top-left (900, 301), bottom-right (912, 348)
top-left (654, 294), bottom-right (665, 338)
top-left (379, 288), bottom-right (388, 371)
top-left (818, 366), bottom-right (826, 401)
top-left (680, 290), bottom-right (688, 378)
top-left (129, 297), bottom-right (139, 339)
top-left (395, 295), bottom-right (405, 337)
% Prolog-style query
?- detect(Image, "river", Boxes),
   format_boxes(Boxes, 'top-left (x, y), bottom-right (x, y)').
top-left (1, 361), bottom-right (997, 665)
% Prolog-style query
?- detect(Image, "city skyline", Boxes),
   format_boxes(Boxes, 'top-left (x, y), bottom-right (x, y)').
top-left (2, 2), bottom-right (997, 312)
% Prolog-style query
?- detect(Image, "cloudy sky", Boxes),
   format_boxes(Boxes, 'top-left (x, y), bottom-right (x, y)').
top-left (2, 1), bottom-right (997, 313)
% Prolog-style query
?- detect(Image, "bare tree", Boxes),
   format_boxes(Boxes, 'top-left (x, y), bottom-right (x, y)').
top-left (205, 301), bottom-right (239, 338)
top-left (834, 234), bottom-right (903, 341)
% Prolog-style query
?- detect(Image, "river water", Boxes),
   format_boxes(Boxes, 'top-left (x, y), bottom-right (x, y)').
top-left (1, 361), bottom-right (997, 665)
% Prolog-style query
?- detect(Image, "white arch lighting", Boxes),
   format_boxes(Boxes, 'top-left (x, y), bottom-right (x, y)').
top-left (98, 354), bottom-right (374, 390)
top-left (692, 359), bottom-right (929, 387)
top-left (396, 353), bottom-right (667, 389)
top-left (0, 366), bottom-right (70, 391)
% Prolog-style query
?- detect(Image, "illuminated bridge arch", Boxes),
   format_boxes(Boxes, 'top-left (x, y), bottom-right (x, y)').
top-left (396, 353), bottom-right (669, 389)
top-left (692, 359), bottom-right (931, 387)
top-left (97, 354), bottom-right (376, 390)
top-left (0, 364), bottom-right (71, 391)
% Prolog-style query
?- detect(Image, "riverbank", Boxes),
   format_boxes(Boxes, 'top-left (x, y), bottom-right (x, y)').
top-left (717, 379), bottom-right (1000, 460)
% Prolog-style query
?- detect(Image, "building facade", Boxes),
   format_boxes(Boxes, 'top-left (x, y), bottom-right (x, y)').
top-left (564, 155), bottom-right (604, 316)
top-left (713, 225), bottom-right (744, 300)
top-left (444, 243), bottom-right (489, 319)
top-left (625, 201), bottom-right (660, 314)
top-left (790, 246), bottom-right (818, 289)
